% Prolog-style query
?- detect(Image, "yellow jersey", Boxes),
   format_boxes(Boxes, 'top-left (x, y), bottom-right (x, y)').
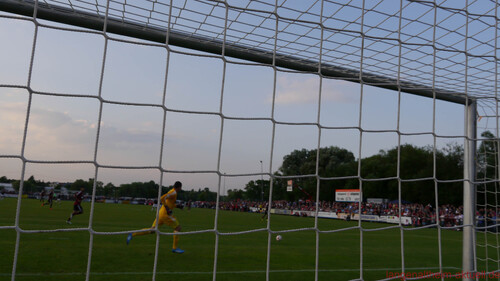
top-left (161, 188), bottom-right (177, 210)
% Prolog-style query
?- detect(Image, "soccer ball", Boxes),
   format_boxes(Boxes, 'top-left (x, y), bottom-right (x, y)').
top-left (276, 235), bottom-right (282, 241)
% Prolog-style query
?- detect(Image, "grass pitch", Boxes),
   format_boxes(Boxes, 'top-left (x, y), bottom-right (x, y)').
top-left (0, 198), bottom-right (495, 280)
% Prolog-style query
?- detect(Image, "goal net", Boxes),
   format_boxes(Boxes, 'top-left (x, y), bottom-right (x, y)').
top-left (0, 0), bottom-right (498, 280)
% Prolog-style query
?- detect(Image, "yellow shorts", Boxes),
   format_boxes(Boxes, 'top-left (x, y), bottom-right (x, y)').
top-left (152, 208), bottom-right (179, 229)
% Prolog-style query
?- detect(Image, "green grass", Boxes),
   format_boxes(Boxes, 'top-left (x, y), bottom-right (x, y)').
top-left (0, 198), bottom-right (495, 280)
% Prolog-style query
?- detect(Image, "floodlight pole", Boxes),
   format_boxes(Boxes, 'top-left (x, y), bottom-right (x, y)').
top-left (223, 173), bottom-right (226, 200)
top-left (463, 101), bottom-right (477, 281)
top-left (260, 160), bottom-right (263, 202)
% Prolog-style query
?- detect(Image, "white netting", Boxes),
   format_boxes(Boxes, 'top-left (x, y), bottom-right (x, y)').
top-left (0, 0), bottom-right (499, 280)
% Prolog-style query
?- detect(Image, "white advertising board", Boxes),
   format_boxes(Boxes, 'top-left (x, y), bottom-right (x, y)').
top-left (335, 189), bottom-right (360, 202)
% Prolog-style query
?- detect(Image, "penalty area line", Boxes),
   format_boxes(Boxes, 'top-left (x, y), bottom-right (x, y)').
top-left (2, 267), bottom-right (461, 277)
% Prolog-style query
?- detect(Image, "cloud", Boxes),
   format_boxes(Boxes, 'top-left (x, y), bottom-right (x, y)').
top-left (30, 107), bottom-right (73, 128)
top-left (322, 81), bottom-right (359, 104)
top-left (0, 102), bottom-right (26, 122)
top-left (98, 124), bottom-right (162, 147)
top-left (273, 76), bottom-right (358, 105)
top-left (0, 102), bottom-right (27, 153)
top-left (274, 76), bottom-right (319, 105)
top-left (0, 101), bottom-right (166, 162)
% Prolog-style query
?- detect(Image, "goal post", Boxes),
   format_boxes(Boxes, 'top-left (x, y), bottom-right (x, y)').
top-left (463, 101), bottom-right (477, 280)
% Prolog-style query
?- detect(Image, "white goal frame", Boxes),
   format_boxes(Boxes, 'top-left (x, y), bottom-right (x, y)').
top-left (0, 0), bottom-right (496, 280)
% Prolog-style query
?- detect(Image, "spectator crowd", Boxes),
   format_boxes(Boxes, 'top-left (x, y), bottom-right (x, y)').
top-left (193, 199), bottom-right (498, 229)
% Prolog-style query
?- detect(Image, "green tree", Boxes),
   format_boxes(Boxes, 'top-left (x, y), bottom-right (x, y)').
top-left (277, 146), bottom-right (356, 201)
top-left (477, 131), bottom-right (499, 206)
top-left (244, 180), bottom-right (270, 201)
top-left (358, 144), bottom-right (463, 205)
top-left (436, 143), bottom-right (464, 205)
top-left (360, 145), bottom-right (436, 203)
top-left (12, 178), bottom-right (37, 193)
top-left (100, 182), bottom-right (116, 198)
top-left (89, 178), bottom-right (103, 191)
top-left (226, 189), bottom-right (245, 201)
top-left (478, 131), bottom-right (497, 178)
top-left (71, 179), bottom-right (91, 193)
top-left (198, 187), bottom-right (217, 201)
top-left (16, 175), bottom-right (45, 193)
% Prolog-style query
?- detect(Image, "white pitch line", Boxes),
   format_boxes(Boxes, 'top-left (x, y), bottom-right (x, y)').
top-left (1, 267), bottom-right (461, 277)
top-left (47, 237), bottom-right (70, 240)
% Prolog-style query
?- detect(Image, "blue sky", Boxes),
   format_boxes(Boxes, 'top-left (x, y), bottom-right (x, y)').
top-left (0, 2), bottom-right (480, 193)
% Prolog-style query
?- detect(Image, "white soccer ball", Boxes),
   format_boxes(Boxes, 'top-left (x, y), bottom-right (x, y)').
top-left (276, 235), bottom-right (282, 241)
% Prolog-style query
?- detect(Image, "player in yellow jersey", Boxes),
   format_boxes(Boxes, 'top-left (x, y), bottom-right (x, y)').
top-left (126, 181), bottom-right (184, 254)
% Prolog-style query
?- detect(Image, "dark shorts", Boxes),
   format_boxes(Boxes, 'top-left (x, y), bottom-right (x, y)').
top-left (73, 204), bottom-right (83, 213)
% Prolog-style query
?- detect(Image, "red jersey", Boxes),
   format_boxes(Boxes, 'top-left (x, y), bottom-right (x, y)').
top-left (74, 191), bottom-right (84, 205)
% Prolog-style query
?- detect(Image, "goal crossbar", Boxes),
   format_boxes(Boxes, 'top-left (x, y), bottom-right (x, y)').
top-left (0, 0), bottom-right (471, 105)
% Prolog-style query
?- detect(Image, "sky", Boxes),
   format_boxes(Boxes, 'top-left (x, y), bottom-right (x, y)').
top-left (0, 1), bottom-right (486, 194)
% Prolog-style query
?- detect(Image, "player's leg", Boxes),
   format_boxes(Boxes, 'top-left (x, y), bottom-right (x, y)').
top-left (132, 218), bottom-right (157, 237)
top-left (67, 206), bottom-right (76, 223)
top-left (74, 205), bottom-right (84, 216)
top-left (172, 225), bottom-right (183, 253)
top-left (67, 205), bottom-right (82, 223)
top-left (67, 212), bottom-right (77, 223)
top-left (168, 217), bottom-right (183, 253)
top-left (127, 216), bottom-right (162, 244)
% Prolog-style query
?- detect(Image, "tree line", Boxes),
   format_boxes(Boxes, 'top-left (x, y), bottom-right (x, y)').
top-left (226, 131), bottom-right (496, 206)
top-left (225, 144), bottom-right (465, 205)
top-left (2, 131), bottom-right (498, 206)
top-left (0, 176), bottom-right (218, 202)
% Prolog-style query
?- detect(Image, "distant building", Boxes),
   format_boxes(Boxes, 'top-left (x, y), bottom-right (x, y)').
top-left (0, 183), bottom-right (16, 194)
top-left (59, 187), bottom-right (69, 196)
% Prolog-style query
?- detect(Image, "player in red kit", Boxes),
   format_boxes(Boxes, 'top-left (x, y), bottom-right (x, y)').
top-left (66, 187), bottom-right (85, 224)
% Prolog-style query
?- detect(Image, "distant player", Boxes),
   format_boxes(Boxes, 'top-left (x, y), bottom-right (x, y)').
top-left (127, 181), bottom-right (185, 254)
top-left (261, 203), bottom-right (269, 222)
top-left (43, 189), bottom-right (55, 209)
top-left (40, 189), bottom-right (46, 206)
top-left (151, 200), bottom-right (157, 212)
top-left (66, 187), bottom-right (85, 224)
